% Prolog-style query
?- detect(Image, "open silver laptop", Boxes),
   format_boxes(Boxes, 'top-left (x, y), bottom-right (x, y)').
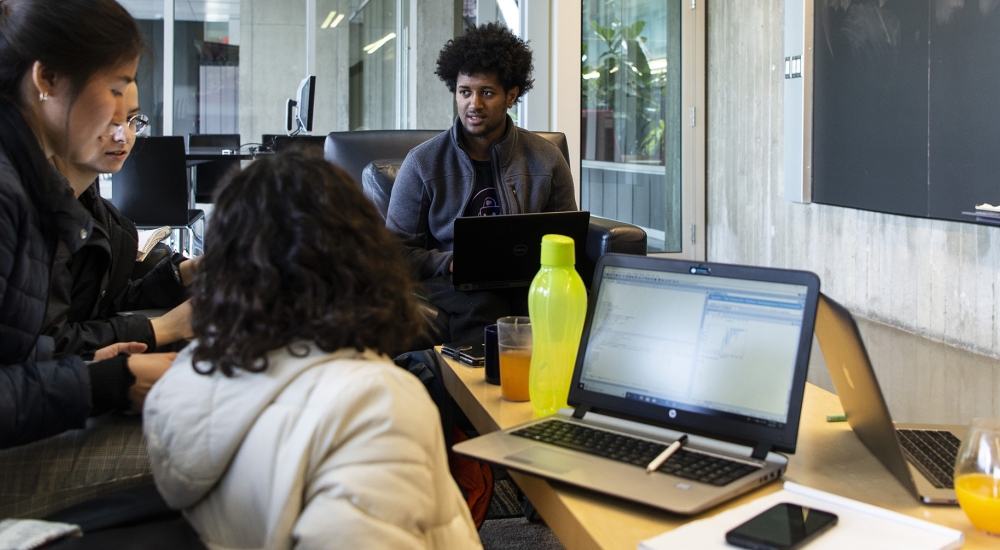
top-left (814, 294), bottom-right (966, 505)
top-left (453, 254), bottom-right (821, 515)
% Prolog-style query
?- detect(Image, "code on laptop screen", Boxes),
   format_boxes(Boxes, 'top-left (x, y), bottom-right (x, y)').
top-left (578, 266), bottom-right (809, 427)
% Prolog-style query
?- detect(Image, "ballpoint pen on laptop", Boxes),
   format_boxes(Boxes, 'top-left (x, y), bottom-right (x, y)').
top-left (646, 435), bottom-right (688, 474)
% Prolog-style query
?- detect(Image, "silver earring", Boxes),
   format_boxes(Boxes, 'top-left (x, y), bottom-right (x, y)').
top-left (39, 92), bottom-right (49, 101)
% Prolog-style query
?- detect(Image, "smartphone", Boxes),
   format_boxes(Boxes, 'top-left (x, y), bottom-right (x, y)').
top-left (441, 342), bottom-right (485, 366)
top-left (725, 503), bottom-right (838, 550)
top-left (458, 343), bottom-right (485, 366)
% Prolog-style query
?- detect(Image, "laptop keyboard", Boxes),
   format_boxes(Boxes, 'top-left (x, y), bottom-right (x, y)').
top-left (511, 419), bottom-right (761, 486)
top-left (896, 429), bottom-right (961, 489)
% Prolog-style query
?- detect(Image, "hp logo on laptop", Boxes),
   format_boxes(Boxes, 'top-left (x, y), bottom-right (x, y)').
top-left (513, 244), bottom-right (528, 256)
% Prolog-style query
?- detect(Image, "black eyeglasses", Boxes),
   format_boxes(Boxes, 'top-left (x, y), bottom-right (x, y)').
top-left (127, 113), bottom-right (149, 135)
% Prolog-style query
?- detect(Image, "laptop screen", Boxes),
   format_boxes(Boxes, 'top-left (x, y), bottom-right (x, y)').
top-left (571, 257), bottom-right (820, 453)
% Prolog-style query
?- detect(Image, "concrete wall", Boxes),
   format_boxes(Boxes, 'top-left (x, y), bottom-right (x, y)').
top-left (706, 0), bottom-right (1000, 358)
top-left (410, 1), bottom-right (459, 129)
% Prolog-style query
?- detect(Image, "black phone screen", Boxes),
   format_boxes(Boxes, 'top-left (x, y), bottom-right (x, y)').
top-left (725, 503), bottom-right (837, 550)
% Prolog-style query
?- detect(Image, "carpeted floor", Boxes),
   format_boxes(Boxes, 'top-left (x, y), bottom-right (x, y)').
top-left (479, 517), bottom-right (564, 550)
top-left (478, 469), bottom-right (565, 550)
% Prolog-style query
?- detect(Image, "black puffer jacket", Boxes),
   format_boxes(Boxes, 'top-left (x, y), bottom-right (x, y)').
top-left (0, 99), bottom-right (131, 449)
top-left (44, 183), bottom-right (187, 356)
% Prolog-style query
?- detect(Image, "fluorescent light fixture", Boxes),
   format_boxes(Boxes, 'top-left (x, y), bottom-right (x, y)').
top-left (330, 13), bottom-right (345, 28)
top-left (583, 71), bottom-right (600, 80)
top-left (363, 32), bottom-right (396, 54)
top-left (648, 59), bottom-right (668, 73)
top-left (609, 66), bottom-right (619, 74)
top-left (321, 11), bottom-right (337, 29)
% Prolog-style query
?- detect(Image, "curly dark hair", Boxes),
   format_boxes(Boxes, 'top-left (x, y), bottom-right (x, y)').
top-left (189, 148), bottom-right (424, 377)
top-left (435, 21), bottom-right (534, 102)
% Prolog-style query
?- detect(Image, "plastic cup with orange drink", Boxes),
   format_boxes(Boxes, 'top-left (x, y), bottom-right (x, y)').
top-left (497, 316), bottom-right (531, 402)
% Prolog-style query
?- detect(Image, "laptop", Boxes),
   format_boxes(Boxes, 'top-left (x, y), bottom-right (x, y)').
top-left (451, 211), bottom-right (590, 291)
top-left (453, 254), bottom-right (821, 515)
top-left (813, 293), bottom-right (966, 505)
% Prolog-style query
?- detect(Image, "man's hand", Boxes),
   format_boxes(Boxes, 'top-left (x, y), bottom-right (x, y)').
top-left (127, 352), bottom-right (177, 411)
top-left (150, 300), bottom-right (194, 346)
top-left (449, 259), bottom-right (454, 273)
top-left (93, 342), bottom-right (148, 361)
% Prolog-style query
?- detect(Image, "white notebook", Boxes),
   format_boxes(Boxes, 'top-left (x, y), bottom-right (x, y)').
top-left (638, 482), bottom-right (963, 550)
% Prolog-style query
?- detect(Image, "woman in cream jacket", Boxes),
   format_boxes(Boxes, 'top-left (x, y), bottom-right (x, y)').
top-left (143, 149), bottom-right (482, 550)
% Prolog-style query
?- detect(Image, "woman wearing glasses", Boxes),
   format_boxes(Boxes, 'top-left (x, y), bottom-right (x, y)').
top-left (48, 83), bottom-right (196, 358)
top-left (0, 0), bottom-right (177, 517)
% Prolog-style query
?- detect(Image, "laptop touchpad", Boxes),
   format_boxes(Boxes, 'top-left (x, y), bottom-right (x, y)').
top-left (506, 447), bottom-right (585, 473)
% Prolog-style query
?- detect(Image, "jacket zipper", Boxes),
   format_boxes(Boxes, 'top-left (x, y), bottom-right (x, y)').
top-left (509, 185), bottom-right (522, 213)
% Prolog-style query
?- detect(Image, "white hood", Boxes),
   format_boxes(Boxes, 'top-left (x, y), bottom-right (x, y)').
top-left (143, 342), bottom-right (375, 509)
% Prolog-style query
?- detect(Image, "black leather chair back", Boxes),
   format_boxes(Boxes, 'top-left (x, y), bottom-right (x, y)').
top-left (323, 130), bottom-right (444, 187)
top-left (534, 132), bottom-right (571, 165)
top-left (111, 136), bottom-right (189, 227)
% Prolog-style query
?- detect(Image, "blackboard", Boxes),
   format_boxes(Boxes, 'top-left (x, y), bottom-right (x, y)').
top-left (812, 0), bottom-right (1000, 222)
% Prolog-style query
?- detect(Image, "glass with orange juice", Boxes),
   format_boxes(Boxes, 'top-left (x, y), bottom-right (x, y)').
top-left (954, 417), bottom-right (1000, 536)
top-left (497, 316), bottom-right (531, 402)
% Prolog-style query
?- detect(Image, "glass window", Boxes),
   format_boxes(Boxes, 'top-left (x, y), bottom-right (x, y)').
top-left (120, 0), bottom-right (240, 138)
top-left (581, 0), bottom-right (682, 253)
top-left (349, 0), bottom-right (399, 130)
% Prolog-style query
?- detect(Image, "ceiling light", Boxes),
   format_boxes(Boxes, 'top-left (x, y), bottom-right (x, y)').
top-left (329, 13), bottom-right (344, 28)
top-left (363, 32), bottom-right (396, 54)
top-left (583, 71), bottom-right (600, 80)
top-left (321, 11), bottom-right (337, 29)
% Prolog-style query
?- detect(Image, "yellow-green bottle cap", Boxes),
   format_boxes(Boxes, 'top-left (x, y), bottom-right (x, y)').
top-left (540, 234), bottom-right (575, 266)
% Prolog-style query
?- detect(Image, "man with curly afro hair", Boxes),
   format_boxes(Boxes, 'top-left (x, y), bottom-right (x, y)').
top-left (385, 22), bottom-right (577, 345)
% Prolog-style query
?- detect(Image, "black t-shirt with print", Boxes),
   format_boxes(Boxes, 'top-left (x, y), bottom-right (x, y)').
top-left (464, 159), bottom-right (501, 217)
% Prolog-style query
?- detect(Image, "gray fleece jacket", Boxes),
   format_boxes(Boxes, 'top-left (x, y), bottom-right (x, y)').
top-left (385, 116), bottom-right (577, 280)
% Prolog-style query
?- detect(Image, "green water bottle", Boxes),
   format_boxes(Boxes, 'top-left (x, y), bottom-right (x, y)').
top-left (528, 234), bottom-right (588, 417)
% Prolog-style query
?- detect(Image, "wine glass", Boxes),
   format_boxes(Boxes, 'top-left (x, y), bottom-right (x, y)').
top-left (954, 417), bottom-right (1000, 536)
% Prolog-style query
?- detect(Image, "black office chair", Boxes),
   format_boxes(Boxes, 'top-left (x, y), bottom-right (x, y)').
top-left (188, 133), bottom-right (240, 203)
top-left (111, 136), bottom-right (204, 256)
top-left (323, 130), bottom-right (443, 188)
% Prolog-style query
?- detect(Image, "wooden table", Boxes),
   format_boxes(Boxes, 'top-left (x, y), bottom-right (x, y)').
top-left (437, 350), bottom-right (996, 549)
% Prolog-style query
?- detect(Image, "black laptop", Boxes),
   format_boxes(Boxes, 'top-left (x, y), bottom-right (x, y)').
top-left (451, 211), bottom-right (590, 291)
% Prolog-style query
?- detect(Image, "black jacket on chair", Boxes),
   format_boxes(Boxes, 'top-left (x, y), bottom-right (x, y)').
top-left (0, 100), bottom-right (131, 449)
top-left (44, 183), bottom-right (188, 356)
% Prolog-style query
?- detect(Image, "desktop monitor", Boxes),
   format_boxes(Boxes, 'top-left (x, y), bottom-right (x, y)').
top-left (285, 75), bottom-right (316, 134)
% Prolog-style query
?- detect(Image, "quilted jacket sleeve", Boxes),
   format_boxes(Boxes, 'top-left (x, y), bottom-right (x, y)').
top-left (289, 368), bottom-right (481, 550)
top-left (0, 352), bottom-right (92, 449)
top-left (0, 210), bottom-right (91, 447)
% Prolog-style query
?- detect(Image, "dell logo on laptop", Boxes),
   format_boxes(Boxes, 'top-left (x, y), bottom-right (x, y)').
top-left (668, 409), bottom-right (677, 418)
top-left (513, 244), bottom-right (528, 256)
